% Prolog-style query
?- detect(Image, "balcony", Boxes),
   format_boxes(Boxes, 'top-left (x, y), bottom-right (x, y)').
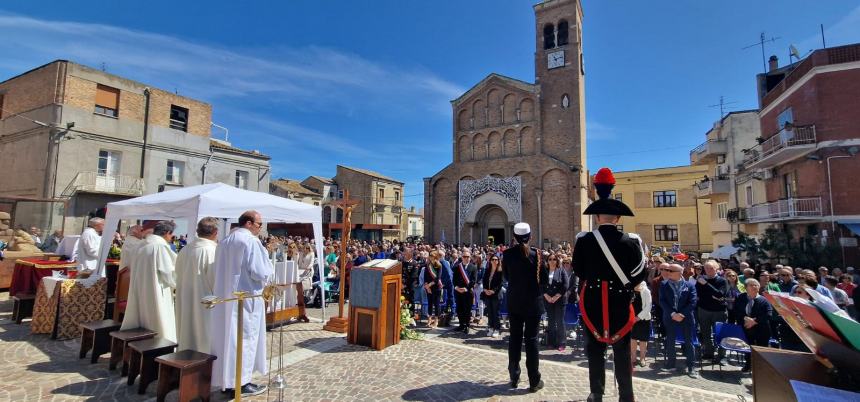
top-left (727, 207), bottom-right (748, 223)
top-left (742, 125), bottom-right (817, 170)
top-left (61, 172), bottom-right (145, 197)
top-left (690, 139), bottom-right (728, 165)
top-left (693, 177), bottom-right (730, 198)
top-left (746, 197), bottom-right (823, 223)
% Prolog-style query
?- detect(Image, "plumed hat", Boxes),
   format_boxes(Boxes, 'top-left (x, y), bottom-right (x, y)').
top-left (513, 222), bottom-right (531, 244)
top-left (583, 168), bottom-right (635, 216)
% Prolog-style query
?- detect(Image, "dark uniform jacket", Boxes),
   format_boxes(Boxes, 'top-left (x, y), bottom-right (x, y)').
top-left (453, 261), bottom-right (477, 291)
top-left (572, 224), bottom-right (647, 343)
top-left (502, 245), bottom-right (549, 317)
top-left (481, 267), bottom-right (504, 301)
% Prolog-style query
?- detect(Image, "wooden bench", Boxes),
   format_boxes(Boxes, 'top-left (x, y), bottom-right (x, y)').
top-left (12, 294), bottom-right (36, 324)
top-left (109, 328), bottom-right (158, 376)
top-left (127, 338), bottom-right (177, 394)
top-left (113, 267), bottom-right (130, 323)
top-left (156, 350), bottom-right (217, 402)
top-left (79, 319), bottom-right (121, 364)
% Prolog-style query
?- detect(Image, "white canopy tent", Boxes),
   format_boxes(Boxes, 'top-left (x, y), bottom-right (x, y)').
top-left (95, 182), bottom-right (328, 317)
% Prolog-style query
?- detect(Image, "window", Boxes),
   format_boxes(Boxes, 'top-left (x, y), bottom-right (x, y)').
top-left (654, 225), bottom-right (678, 242)
top-left (653, 190), bottom-right (677, 207)
top-left (94, 84), bottom-right (120, 117)
top-left (97, 150), bottom-right (121, 176)
top-left (338, 190), bottom-right (344, 199)
top-left (394, 191), bottom-right (400, 202)
top-left (557, 20), bottom-right (569, 46)
top-left (376, 214), bottom-right (383, 224)
top-left (717, 202), bottom-right (728, 220)
top-left (169, 105), bottom-right (189, 131)
top-left (614, 193), bottom-right (622, 202)
top-left (314, 202), bottom-right (319, 206)
top-left (336, 208), bottom-right (343, 223)
top-left (378, 188), bottom-right (385, 201)
top-left (543, 24), bottom-right (555, 49)
top-left (746, 186), bottom-right (753, 206)
top-left (235, 170), bottom-right (248, 189)
top-left (777, 107), bottom-right (794, 129)
top-left (165, 160), bottom-right (184, 184)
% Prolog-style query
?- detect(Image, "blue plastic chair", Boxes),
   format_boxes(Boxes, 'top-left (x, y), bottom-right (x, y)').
top-left (714, 322), bottom-right (750, 371)
top-left (661, 325), bottom-right (702, 368)
top-left (563, 303), bottom-right (580, 326)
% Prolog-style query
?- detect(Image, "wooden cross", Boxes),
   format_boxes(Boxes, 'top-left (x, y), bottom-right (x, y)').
top-left (324, 190), bottom-right (360, 332)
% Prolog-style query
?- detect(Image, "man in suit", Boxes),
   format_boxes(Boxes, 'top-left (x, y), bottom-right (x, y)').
top-left (453, 250), bottom-right (477, 333)
top-left (732, 278), bottom-right (772, 373)
top-left (659, 263), bottom-right (699, 378)
top-left (503, 222), bottom-right (548, 393)
top-left (572, 168), bottom-right (647, 402)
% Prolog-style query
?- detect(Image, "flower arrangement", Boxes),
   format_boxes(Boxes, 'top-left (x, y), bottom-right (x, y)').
top-left (399, 295), bottom-right (423, 340)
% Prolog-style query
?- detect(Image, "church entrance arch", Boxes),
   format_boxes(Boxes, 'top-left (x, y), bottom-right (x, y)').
top-left (477, 205), bottom-right (508, 245)
top-left (458, 176), bottom-right (521, 244)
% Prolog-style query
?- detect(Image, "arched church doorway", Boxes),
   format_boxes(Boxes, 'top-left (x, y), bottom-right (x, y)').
top-left (476, 205), bottom-right (508, 245)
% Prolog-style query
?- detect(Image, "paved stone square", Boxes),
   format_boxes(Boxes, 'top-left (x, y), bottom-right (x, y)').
top-left (0, 293), bottom-right (751, 401)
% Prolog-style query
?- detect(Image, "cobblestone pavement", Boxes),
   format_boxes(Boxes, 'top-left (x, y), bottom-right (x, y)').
top-left (1, 293), bottom-right (749, 401)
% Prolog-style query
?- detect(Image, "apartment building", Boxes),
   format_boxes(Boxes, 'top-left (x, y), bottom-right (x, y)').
top-left (0, 60), bottom-right (270, 234)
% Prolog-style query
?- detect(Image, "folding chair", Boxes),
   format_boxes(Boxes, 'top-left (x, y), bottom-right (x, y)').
top-left (713, 322), bottom-right (750, 371)
top-left (660, 324), bottom-right (702, 368)
top-left (563, 303), bottom-right (581, 350)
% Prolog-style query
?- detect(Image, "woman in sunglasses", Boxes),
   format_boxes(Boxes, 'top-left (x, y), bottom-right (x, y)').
top-left (481, 254), bottom-right (504, 337)
top-left (543, 253), bottom-right (570, 351)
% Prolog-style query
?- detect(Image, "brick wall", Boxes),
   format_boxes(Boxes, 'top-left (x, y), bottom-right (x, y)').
top-left (0, 61), bottom-right (64, 119)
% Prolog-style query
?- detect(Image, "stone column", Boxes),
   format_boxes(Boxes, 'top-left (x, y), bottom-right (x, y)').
top-left (535, 189), bottom-right (543, 248)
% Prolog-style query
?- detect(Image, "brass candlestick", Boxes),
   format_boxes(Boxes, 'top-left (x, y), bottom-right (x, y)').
top-left (202, 286), bottom-right (276, 402)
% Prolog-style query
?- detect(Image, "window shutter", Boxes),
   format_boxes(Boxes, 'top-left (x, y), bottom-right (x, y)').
top-left (95, 85), bottom-right (120, 109)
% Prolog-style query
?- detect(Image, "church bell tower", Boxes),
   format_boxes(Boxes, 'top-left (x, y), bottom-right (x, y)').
top-left (534, 0), bottom-right (587, 234)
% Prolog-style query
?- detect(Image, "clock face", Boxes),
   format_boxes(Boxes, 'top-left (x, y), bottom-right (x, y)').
top-left (547, 50), bottom-right (565, 69)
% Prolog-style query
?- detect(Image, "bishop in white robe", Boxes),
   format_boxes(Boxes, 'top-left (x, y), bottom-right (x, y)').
top-left (210, 211), bottom-right (273, 392)
top-left (120, 222), bottom-right (178, 342)
top-left (174, 217), bottom-right (219, 353)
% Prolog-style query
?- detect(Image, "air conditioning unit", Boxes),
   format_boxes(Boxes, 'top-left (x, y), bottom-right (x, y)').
top-left (716, 155), bottom-right (726, 164)
top-left (717, 165), bottom-right (730, 176)
top-left (761, 169), bottom-right (775, 180)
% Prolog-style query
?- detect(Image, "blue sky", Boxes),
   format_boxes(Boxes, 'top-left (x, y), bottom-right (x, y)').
top-left (1, 1), bottom-right (859, 209)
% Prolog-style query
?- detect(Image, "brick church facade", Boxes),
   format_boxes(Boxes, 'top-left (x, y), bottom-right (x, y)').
top-left (424, 0), bottom-right (588, 246)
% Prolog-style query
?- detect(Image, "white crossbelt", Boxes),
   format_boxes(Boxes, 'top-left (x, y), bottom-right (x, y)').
top-left (592, 229), bottom-right (631, 286)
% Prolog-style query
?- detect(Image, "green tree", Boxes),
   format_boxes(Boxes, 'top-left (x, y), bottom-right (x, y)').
top-left (758, 226), bottom-right (841, 267)
top-left (731, 231), bottom-right (765, 264)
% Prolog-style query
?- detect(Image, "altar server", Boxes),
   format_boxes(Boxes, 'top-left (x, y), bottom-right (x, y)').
top-left (210, 211), bottom-right (273, 397)
top-left (120, 221), bottom-right (178, 342)
top-left (174, 217), bottom-right (218, 353)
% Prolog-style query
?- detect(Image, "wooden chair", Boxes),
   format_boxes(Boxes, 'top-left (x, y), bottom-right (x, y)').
top-left (156, 350), bottom-right (217, 402)
top-left (12, 293), bottom-right (36, 324)
top-left (127, 338), bottom-right (177, 394)
top-left (109, 328), bottom-right (157, 376)
top-left (79, 319), bottom-right (121, 363)
top-left (113, 267), bottom-right (130, 323)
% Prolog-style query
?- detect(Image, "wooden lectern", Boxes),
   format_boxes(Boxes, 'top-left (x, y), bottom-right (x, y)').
top-left (347, 259), bottom-right (402, 350)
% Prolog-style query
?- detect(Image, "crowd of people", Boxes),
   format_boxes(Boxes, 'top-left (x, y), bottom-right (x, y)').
top-left (64, 211), bottom-right (859, 398)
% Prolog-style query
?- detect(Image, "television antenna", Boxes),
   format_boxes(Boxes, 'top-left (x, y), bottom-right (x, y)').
top-left (709, 96), bottom-right (738, 119)
top-left (743, 32), bottom-right (780, 73)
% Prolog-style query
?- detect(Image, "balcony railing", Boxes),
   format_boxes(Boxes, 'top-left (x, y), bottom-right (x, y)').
top-left (742, 125), bottom-right (817, 170)
top-left (727, 207), bottom-right (748, 223)
top-left (61, 172), bottom-right (145, 197)
top-left (746, 197), bottom-right (823, 223)
top-left (690, 139), bottom-right (728, 165)
top-left (693, 177), bottom-right (730, 198)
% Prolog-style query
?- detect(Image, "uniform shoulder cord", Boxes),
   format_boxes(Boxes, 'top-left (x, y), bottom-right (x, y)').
top-left (535, 247), bottom-right (541, 285)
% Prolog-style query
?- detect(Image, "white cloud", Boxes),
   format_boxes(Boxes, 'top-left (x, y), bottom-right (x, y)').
top-left (797, 5), bottom-right (860, 54)
top-left (0, 13), bottom-right (465, 115)
top-left (587, 121), bottom-right (617, 141)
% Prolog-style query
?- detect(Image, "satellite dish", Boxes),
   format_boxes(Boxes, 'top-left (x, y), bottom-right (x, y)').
top-left (790, 45), bottom-right (801, 60)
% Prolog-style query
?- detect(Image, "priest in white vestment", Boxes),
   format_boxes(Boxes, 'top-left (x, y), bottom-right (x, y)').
top-left (120, 221), bottom-right (178, 342)
top-left (210, 211), bottom-right (272, 396)
top-left (119, 225), bottom-right (146, 270)
top-left (76, 217), bottom-right (104, 274)
top-left (174, 217), bottom-right (218, 353)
